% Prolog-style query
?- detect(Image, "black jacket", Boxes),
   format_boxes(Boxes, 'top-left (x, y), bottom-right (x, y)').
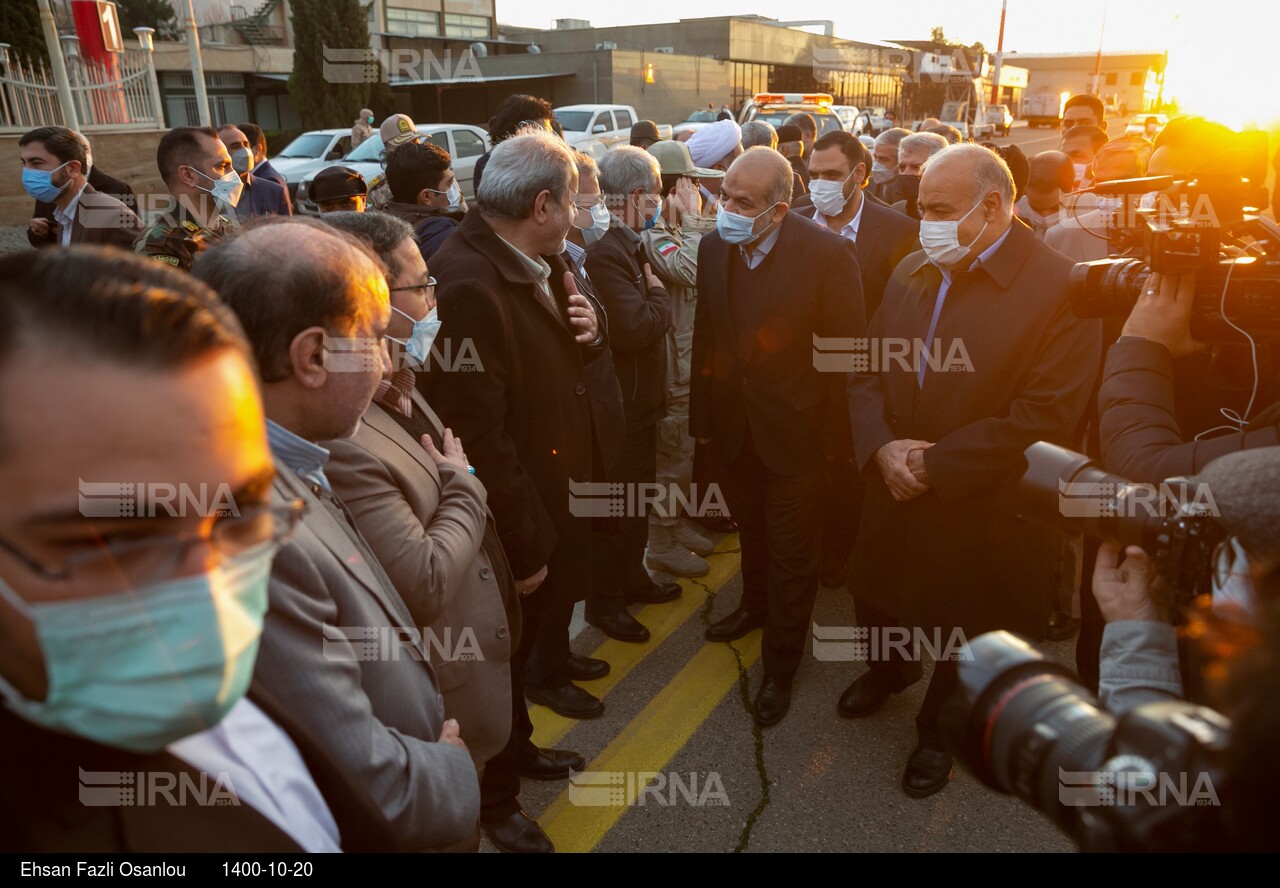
top-left (585, 223), bottom-right (671, 433)
top-left (30, 165), bottom-right (137, 247)
top-left (690, 211), bottom-right (866, 474)
top-left (424, 210), bottom-right (606, 578)
top-left (1098, 337), bottom-right (1280, 482)
top-left (383, 201), bottom-right (464, 262)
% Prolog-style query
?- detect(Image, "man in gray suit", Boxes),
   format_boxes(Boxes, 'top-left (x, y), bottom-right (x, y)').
top-left (194, 219), bottom-right (481, 851)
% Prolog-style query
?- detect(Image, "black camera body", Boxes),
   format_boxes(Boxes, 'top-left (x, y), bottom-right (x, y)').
top-left (1067, 170), bottom-right (1280, 341)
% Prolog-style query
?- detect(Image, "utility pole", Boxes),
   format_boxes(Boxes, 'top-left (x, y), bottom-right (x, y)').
top-left (36, 0), bottom-right (80, 130)
top-left (186, 0), bottom-right (211, 126)
top-left (1091, 3), bottom-right (1108, 96)
top-left (990, 0), bottom-right (1007, 106)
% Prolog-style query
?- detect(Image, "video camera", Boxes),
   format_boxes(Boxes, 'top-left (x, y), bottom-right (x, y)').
top-left (942, 631), bottom-right (1231, 852)
top-left (1067, 130), bottom-right (1280, 341)
top-left (1017, 442), bottom-right (1225, 606)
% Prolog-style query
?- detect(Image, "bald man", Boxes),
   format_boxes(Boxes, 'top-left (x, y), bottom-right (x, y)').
top-left (692, 147), bottom-right (865, 726)
top-left (1015, 151), bottom-right (1074, 239)
top-left (846, 144), bottom-right (1101, 798)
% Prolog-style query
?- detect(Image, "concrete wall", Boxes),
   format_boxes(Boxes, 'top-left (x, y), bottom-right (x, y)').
top-left (1, 130), bottom-right (167, 227)
top-left (609, 51), bottom-right (732, 125)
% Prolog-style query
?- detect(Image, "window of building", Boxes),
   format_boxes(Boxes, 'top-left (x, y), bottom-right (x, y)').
top-left (1131, 71), bottom-right (1145, 86)
top-left (452, 128), bottom-right (485, 159)
top-left (444, 13), bottom-right (489, 38)
top-left (387, 7), bottom-right (440, 38)
top-left (1105, 72), bottom-right (1117, 86)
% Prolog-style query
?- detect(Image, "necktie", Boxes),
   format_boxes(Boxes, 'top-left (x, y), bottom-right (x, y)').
top-left (917, 282), bottom-right (948, 389)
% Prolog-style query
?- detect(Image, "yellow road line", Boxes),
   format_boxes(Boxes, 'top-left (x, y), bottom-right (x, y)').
top-left (530, 537), bottom-right (740, 748)
top-left (537, 631), bottom-right (762, 852)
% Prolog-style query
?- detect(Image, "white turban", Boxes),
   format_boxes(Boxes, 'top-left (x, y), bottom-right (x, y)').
top-left (687, 119), bottom-right (742, 169)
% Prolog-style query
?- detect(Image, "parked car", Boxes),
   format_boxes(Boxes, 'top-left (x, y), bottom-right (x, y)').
top-left (554, 104), bottom-right (641, 149)
top-left (831, 105), bottom-right (864, 135)
top-left (269, 128), bottom-right (353, 204)
top-left (985, 104), bottom-right (1014, 137)
top-left (1124, 113), bottom-right (1169, 139)
top-left (673, 108), bottom-right (719, 137)
top-left (294, 123), bottom-right (489, 216)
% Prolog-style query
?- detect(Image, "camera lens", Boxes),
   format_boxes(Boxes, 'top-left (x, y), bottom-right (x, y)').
top-left (1068, 258), bottom-right (1149, 319)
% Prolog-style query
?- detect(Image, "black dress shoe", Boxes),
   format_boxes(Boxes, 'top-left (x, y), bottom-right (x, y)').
top-left (837, 673), bottom-right (892, 718)
top-left (705, 608), bottom-right (764, 642)
top-left (752, 677), bottom-right (792, 726)
top-left (626, 579), bottom-right (682, 605)
top-left (820, 558), bottom-right (849, 589)
top-left (1046, 610), bottom-right (1080, 641)
top-left (564, 653), bottom-right (610, 681)
top-left (525, 678), bottom-right (604, 718)
top-left (587, 610), bottom-right (651, 643)
top-left (901, 744), bottom-right (954, 798)
top-left (482, 810), bottom-right (554, 853)
top-left (517, 746), bottom-right (586, 780)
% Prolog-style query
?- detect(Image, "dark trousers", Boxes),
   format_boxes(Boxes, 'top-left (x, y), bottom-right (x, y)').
top-left (524, 517), bottom-right (590, 687)
top-left (821, 455), bottom-right (862, 574)
top-left (480, 650), bottom-right (537, 823)
top-left (721, 431), bottom-right (824, 682)
top-left (1075, 535), bottom-right (1104, 693)
top-left (586, 423), bottom-right (657, 619)
top-left (856, 596), bottom-right (953, 749)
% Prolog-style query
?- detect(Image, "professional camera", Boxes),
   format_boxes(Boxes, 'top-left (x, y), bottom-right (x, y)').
top-left (1067, 129), bottom-right (1280, 341)
top-left (1017, 442), bottom-right (1225, 605)
top-left (942, 630), bottom-right (1231, 852)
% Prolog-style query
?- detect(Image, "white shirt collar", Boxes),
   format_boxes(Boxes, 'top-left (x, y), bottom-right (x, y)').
top-left (820, 192), bottom-right (865, 243)
top-left (738, 220), bottom-right (782, 269)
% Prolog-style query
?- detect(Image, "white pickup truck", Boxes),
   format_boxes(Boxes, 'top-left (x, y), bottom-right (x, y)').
top-left (553, 104), bottom-right (670, 150)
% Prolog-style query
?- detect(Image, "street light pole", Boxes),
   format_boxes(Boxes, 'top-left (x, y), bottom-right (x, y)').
top-left (134, 27), bottom-right (166, 128)
top-left (186, 0), bottom-right (211, 126)
top-left (36, 0), bottom-right (80, 130)
top-left (990, 0), bottom-right (1007, 106)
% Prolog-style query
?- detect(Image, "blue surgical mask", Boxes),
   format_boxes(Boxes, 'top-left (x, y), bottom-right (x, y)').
top-left (21, 162), bottom-right (71, 203)
top-left (643, 197), bottom-right (664, 231)
top-left (390, 305), bottom-right (441, 365)
top-left (716, 201), bottom-right (780, 245)
top-left (0, 545), bottom-right (273, 752)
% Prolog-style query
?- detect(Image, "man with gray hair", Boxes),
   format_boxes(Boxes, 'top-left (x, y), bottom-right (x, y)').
top-left (845, 143), bottom-right (1102, 798)
top-left (424, 133), bottom-right (608, 720)
top-left (693, 147), bottom-right (866, 727)
top-left (741, 120), bottom-right (778, 151)
top-left (869, 127), bottom-right (910, 204)
top-left (582, 147), bottom-right (678, 644)
top-left (892, 131), bottom-right (949, 219)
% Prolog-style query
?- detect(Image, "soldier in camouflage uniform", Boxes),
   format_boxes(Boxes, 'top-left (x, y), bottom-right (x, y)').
top-left (367, 113), bottom-right (424, 211)
top-left (135, 126), bottom-right (242, 271)
top-left (640, 141), bottom-right (724, 577)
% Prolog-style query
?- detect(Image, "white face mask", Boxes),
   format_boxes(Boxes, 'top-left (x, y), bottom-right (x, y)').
top-left (428, 180), bottom-right (461, 210)
top-left (230, 147), bottom-right (254, 175)
top-left (918, 195), bottom-right (989, 268)
top-left (1072, 163), bottom-right (1089, 187)
top-left (870, 161), bottom-right (895, 184)
top-left (809, 169), bottom-right (855, 218)
top-left (190, 166), bottom-right (244, 208)
top-left (573, 201), bottom-right (611, 245)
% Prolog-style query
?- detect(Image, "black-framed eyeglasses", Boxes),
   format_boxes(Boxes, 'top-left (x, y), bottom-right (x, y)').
top-left (389, 276), bottom-right (437, 295)
top-left (0, 499), bottom-right (305, 591)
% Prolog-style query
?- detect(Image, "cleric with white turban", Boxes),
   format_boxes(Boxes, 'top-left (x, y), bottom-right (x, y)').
top-left (686, 118), bottom-right (743, 205)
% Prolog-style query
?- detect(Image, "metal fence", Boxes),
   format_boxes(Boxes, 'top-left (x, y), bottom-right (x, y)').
top-left (0, 47), bottom-right (164, 134)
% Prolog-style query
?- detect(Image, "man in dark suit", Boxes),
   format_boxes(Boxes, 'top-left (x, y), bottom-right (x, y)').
top-left (797, 130), bottom-right (920, 588)
top-left (845, 144), bottom-right (1102, 797)
top-left (425, 132), bottom-right (607, 719)
top-left (0, 248), bottom-right (395, 852)
top-left (692, 147), bottom-right (866, 726)
top-left (239, 122), bottom-right (288, 190)
top-left (20, 126), bottom-right (142, 249)
top-left (219, 125), bottom-right (292, 220)
top-left (194, 220), bottom-right (481, 850)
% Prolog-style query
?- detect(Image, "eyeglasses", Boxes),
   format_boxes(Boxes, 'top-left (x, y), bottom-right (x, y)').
top-left (0, 499), bottom-right (305, 592)
top-left (390, 276), bottom-right (437, 295)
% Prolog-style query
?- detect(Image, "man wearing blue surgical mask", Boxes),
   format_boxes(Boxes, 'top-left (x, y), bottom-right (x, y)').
top-left (20, 126), bottom-right (142, 249)
top-left (0, 248), bottom-right (398, 852)
top-left (384, 139), bottom-right (468, 262)
top-left (693, 147), bottom-right (866, 728)
top-left (135, 126), bottom-right (241, 271)
top-left (847, 144), bottom-right (1102, 799)
top-left (584, 146), bottom-right (683, 642)
top-left (218, 124), bottom-right (292, 220)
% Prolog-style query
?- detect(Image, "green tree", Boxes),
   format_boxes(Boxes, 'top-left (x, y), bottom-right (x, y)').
top-left (288, 0), bottom-right (375, 130)
top-left (0, 0), bottom-right (48, 66)
top-left (116, 0), bottom-right (179, 41)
